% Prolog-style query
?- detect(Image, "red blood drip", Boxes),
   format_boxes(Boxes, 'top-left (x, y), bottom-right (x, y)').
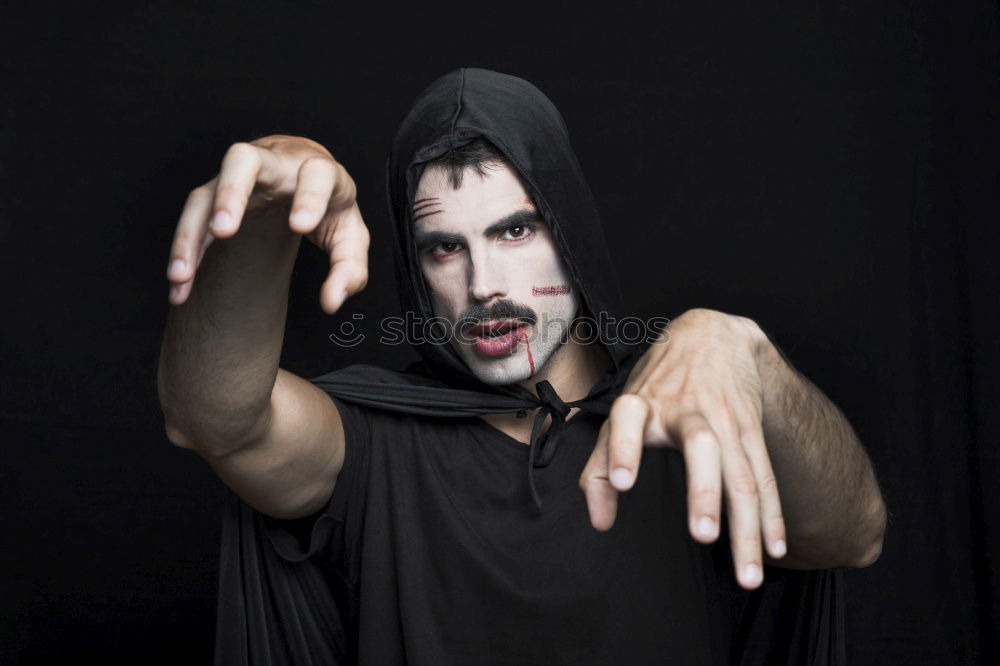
top-left (519, 328), bottom-right (535, 375)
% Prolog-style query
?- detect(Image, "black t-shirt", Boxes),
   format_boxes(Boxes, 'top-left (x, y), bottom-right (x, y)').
top-left (308, 393), bottom-right (787, 665)
top-left (220, 385), bottom-right (842, 666)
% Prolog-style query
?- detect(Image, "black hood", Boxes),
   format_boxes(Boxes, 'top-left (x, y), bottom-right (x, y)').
top-left (312, 68), bottom-right (644, 509)
top-left (386, 67), bottom-right (641, 398)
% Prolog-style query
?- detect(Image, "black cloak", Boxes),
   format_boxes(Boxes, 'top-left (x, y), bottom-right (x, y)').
top-left (213, 68), bottom-right (846, 665)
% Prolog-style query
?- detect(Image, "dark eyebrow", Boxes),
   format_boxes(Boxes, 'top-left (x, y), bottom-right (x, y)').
top-left (413, 228), bottom-right (463, 251)
top-left (413, 209), bottom-right (544, 250)
top-left (482, 209), bottom-right (543, 237)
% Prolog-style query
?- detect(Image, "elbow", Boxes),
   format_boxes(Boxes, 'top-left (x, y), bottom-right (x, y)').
top-left (156, 367), bottom-right (272, 456)
top-left (159, 404), bottom-right (270, 458)
top-left (157, 383), bottom-right (197, 450)
top-left (163, 417), bottom-right (197, 450)
top-left (852, 533), bottom-right (884, 568)
top-left (157, 385), bottom-right (194, 450)
top-left (163, 418), bottom-right (188, 448)
top-left (156, 365), bottom-right (189, 448)
top-left (850, 501), bottom-right (888, 568)
top-left (793, 497), bottom-right (887, 570)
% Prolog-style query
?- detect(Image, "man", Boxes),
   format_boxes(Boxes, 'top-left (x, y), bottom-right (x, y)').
top-left (158, 68), bottom-right (885, 664)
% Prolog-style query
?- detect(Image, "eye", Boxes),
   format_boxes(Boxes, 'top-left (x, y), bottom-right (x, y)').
top-left (501, 224), bottom-right (536, 241)
top-left (431, 241), bottom-right (462, 257)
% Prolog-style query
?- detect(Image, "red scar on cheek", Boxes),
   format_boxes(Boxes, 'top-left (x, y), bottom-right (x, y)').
top-left (532, 285), bottom-right (570, 296)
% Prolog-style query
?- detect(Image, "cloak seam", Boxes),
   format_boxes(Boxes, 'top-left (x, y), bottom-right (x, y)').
top-left (448, 68), bottom-right (466, 149)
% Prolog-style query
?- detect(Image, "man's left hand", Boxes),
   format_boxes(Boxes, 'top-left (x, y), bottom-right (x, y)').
top-left (579, 308), bottom-right (786, 590)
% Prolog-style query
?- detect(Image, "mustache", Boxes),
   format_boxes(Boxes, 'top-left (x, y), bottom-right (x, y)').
top-left (456, 300), bottom-right (538, 333)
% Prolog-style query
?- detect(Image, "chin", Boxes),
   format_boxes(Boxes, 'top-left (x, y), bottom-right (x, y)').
top-left (461, 352), bottom-right (534, 386)
top-left (455, 335), bottom-right (563, 387)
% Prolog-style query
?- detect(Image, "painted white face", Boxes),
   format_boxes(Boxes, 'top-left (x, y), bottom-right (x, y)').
top-left (413, 162), bottom-right (580, 386)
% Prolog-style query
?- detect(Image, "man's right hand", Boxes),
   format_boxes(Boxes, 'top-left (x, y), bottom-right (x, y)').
top-left (166, 135), bottom-right (370, 314)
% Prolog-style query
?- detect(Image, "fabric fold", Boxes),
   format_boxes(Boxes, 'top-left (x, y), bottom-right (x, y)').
top-left (311, 357), bottom-right (638, 508)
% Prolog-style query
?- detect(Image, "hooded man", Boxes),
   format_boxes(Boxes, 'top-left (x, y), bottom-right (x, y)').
top-left (158, 68), bottom-right (886, 665)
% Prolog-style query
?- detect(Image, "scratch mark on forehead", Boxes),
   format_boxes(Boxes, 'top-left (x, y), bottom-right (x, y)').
top-left (413, 209), bottom-right (444, 222)
top-left (412, 197), bottom-right (443, 222)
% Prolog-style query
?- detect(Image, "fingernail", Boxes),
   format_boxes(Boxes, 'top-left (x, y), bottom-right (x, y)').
top-left (743, 563), bottom-right (762, 586)
top-left (289, 209), bottom-right (315, 229)
top-left (773, 539), bottom-right (786, 557)
top-left (168, 258), bottom-right (186, 279)
top-left (169, 285), bottom-right (180, 302)
top-left (695, 516), bottom-right (718, 539)
top-left (610, 467), bottom-right (633, 490)
top-left (331, 289), bottom-right (348, 311)
top-left (210, 210), bottom-right (232, 232)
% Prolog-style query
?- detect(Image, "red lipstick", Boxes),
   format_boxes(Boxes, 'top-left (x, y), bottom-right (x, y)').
top-left (470, 320), bottom-right (528, 357)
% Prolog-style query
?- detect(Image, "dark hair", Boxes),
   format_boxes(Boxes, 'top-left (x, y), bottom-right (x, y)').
top-left (425, 138), bottom-right (509, 189)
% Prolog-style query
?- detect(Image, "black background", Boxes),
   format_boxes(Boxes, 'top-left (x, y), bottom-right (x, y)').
top-left (3, 1), bottom-right (997, 663)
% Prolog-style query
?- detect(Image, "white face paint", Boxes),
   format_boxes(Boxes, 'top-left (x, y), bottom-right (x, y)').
top-left (413, 162), bottom-right (580, 386)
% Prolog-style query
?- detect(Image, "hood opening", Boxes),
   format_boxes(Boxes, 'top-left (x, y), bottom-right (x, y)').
top-left (386, 68), bottom-right (643, 401)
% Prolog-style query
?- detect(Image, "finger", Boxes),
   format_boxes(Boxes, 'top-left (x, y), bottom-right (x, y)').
top-left (606, 394), bottom-right (650, 491)
top-left (317, 202), bottom-right (370, 314)
top-left (672, 411), bottom-right (723, 545)
top-left (167, 180), bottom-right (216, 305)
top-left (579, 421), bottom-right (619, 531)
top-left (326, 159), bottom-right (358, 212)
top-left (739, 415), bottom-right (786, 559)
top-left (288, 156), bottom-right (339, 233)
top-left (718, 424), bottom-right (764, 589)
top-left (209, 142), bottom-right (281, 237)
top-left (168, 234), bottom-right (216, 306)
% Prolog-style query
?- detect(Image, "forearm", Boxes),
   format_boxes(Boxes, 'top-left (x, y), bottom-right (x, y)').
top-left (157, 215), bottom-right (301, 454)
top-left (754, 332), bottom-right (886, 568)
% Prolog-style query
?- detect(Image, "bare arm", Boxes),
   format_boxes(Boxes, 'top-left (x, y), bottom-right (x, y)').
top-left (157, 136), bottom-right (369, 519)
top-left (581, 308), bottom-right (887, 590)
top-left (157, 204), bottom-right (302, 454)
top-left (753, 331), bottom-right (886, 569)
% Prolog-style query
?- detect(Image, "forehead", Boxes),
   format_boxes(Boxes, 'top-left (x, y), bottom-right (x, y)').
top-left (413, 163), bottom-right (532, 230)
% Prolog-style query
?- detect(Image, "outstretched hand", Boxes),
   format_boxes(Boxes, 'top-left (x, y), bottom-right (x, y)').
top-left (166, 135), bottom-right (369, 314)
top-left (579, 308), bottom-right (786, 590)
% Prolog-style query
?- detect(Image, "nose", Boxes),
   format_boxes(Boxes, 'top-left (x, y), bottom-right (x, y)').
top-left (467, 247), bottom-right (508, 304)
